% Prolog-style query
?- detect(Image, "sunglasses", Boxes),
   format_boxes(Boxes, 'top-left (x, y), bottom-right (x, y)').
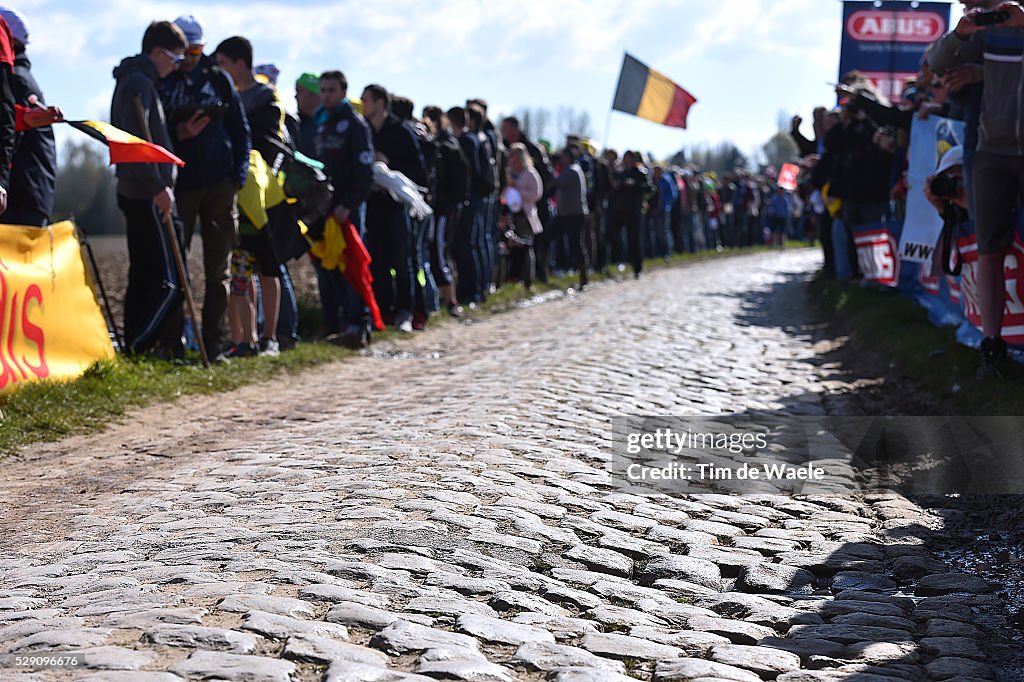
top-left (185, 45), bottom-right (204, 57)
top-left (162, 48), bottom-right (185, 67)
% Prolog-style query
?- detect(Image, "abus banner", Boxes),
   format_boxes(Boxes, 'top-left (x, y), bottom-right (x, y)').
top-left (0, 221), bottom-right (115, 393)
top-left (840, 1), bottom-right (950, 102)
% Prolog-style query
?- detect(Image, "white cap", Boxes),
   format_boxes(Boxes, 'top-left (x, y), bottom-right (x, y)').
top-left (173, 14), bottom-right (204, 45)
top-left (255, 63), bottom-right (280, 86)
top-left (0, 6), bottom-right (29, 45)
top-left (936, 145), bottom-right (964, 176)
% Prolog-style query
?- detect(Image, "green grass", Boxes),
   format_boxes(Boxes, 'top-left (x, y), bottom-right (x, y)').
top-left (0, 242), bottom-right (808, 456)
top-left (810, 275), bottom-right (1024, 415)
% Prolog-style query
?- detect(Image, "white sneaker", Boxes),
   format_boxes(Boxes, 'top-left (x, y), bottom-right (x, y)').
top-left (259, 338), bottom-right (280, 357)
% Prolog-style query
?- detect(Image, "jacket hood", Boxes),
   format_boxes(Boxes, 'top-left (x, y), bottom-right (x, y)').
top-left (113, 54), bottom-right (157, 82)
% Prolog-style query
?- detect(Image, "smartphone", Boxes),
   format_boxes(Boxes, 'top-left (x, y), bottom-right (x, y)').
top-left (973, 10), bottom-right (1010, 26)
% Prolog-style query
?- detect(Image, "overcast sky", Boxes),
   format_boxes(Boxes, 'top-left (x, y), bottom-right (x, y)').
top-left (16, 0), bottom-right (963, 161)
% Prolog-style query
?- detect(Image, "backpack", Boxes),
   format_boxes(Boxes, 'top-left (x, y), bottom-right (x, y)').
top-left (267, 137), bottom-right (333, 228)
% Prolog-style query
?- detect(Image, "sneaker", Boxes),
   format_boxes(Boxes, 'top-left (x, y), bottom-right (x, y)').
top-left (397, 319), bottom-right (414, 334)
top-left (447, 303), bottom-right (464, 318)
top-left (225, 343), bottom-right (258, 359)
top-left (412, 312), bottom-right (427, 331)
top-left (259, 338), bottom-right (280, 357)
top-left (977, 336), bottom-right (1007, 379)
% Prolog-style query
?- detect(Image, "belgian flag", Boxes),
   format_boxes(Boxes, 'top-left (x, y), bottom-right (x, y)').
top-left (612, 54), bottom-right (697, 130)
top-left (67, 120), bottom-right (185, 166)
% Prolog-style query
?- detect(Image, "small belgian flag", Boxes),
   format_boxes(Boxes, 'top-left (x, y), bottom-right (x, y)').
top-left (612, 54), bottom-right (697, 130)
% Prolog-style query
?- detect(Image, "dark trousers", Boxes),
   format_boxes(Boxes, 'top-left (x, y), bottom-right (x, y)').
top-left (610, 209), bottom-right (644, 274)
top-left (2, 208), bottom-right (47, 226)
top-left (455, 198), bottom-right (482, 304)
top-left (818, 213), bottom-right (835, 278)
top-left (431, 209), bottom-right (457, 288)
top-left (366, 203), bottom-right (414, 317)
top-left (118, 194), bottom-right (184, 355)
top-left (552, 214), bottom-right (590, 285)
top-left (176, 177), bottom-right (238, 351)
top-left (533, 202), bottom-right (553, 283)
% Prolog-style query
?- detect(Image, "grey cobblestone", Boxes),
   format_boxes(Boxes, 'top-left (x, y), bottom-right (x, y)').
top-left (0, 251), bottom-right (999, 680)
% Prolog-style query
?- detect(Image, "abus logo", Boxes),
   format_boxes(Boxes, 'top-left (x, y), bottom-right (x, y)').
top-left (847, 11), bottom-right (945, 43)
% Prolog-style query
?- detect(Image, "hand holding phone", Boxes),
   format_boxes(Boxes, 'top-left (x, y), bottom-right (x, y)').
top-left (973, 9), bottom-right (1010, 26)
top-left (177, 110), bottom-right (211, 141)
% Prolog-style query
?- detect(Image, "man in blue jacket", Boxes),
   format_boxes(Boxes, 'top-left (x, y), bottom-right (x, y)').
top-left (160, 15), bottom-right (249, 357)
top-left (313, 70), bottom-right (375, 348)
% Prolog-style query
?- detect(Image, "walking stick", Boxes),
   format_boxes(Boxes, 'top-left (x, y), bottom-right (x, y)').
top-left (133, 96), bottom-right (209, 367)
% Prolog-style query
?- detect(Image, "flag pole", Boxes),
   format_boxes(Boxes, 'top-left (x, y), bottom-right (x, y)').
top-left (601, 108), bottom-right (613, 153)
top-left (132, 96), bottom-right (210, 368)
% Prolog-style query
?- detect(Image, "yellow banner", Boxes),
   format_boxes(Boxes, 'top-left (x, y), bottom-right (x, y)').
top-left (0, 220), bottom-right (115, 393)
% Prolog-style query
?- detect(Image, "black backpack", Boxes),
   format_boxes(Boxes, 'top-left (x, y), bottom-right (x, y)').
top-left (267, 137), bottom-right (333, 228)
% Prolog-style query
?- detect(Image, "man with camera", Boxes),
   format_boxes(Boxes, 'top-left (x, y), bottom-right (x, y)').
top-left (931, 1), bottom-right (1024, 377)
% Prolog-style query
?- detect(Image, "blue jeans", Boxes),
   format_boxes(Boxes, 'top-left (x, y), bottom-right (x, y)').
top-left (275, 264), bottom-right (298, 344)
top-left (413, 214), bottom-right (439, 315)
top-left (479, 195), bottom-right (496, 296)
top-left (315, 204), bottom-right (368, 333)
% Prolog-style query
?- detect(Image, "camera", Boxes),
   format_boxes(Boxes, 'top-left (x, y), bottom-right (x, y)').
top-left (930, 174), bottom-right (961, 199)
top-left (973, 10), bottom-right (1010, 26)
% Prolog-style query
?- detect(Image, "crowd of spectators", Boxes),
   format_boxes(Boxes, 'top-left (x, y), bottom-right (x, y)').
top-left (784, 0), bottom-right (1024, 378)
top-left (7, 4), bottom-right (1015, 380)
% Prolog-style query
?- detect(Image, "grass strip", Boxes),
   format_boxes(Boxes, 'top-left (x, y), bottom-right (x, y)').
top-left (810, 275), bottom-right (1024, 415)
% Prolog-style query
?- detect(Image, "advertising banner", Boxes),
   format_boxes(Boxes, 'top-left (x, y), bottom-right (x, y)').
top-left (899, 115), bottom-right (965, 264)
top-left (0, 221), bottom-right (115, 393)
top-left (839, 1), bottom-right (950, 102)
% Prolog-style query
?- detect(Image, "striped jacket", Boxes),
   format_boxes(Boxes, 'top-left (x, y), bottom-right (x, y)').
top-left (931, 25), bottom-right (1024, 156)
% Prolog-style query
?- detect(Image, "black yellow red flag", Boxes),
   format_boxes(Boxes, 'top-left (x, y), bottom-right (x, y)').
top-left (67, 120), bottom-right (185, 166)
top-left (612, 54), bottom-right (697, 129)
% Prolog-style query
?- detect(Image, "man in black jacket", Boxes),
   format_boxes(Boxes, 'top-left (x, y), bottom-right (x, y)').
top-left (423, 106), bottom-right (468, 317)
top-left (360, 83), bottom-right (426, 334)
top-left (609, 151), bottom-right (652, 278)
top-left (161, 15), bottom-right (250, 356)
top-left (111, 21), bottom-right (188, 358)
top-left (313, 70), bottom-right (374, 348)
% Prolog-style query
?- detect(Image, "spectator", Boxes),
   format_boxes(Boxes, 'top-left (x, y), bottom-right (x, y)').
top-left (161, 14), bottom-right (250, 358)
top-left (930, 3), bottom-right (1024, 377)
top-left (450, 106), bottom-right (488, 306)
top-left (501, 116), bottom-right (554, 280)
top-left (111, 21), bottom-right (187, 358)
top-left (650, 165), bottom-right (677, 260)
top-left (214, 35), bottom-right (287, 356)
top-left (503, 142), bottom-right (543, 289)
top-left (766, 186), bottom-right (791, 248)
top-left (551, 147), bottom-right (590, 289)
top-left (1, 6), bottom-right (54, 227)
top-left (394, 95), bottom-right (439, 329)
top-left (312, 70), bottom-right (375, 349)
top-left (608, 150), bottom-right (651, 278)
top-left (287, 72), bottom-right (321, 158)
top-left (423, 105), bottom-right (469, 318)
top-left (361, 83), bottom-right (426, 333)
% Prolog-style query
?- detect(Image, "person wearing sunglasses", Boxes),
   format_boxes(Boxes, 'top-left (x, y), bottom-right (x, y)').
top-left (110, 20), bottom-right (188, 359)
top-left (159, 15), bottom-right (250, 359)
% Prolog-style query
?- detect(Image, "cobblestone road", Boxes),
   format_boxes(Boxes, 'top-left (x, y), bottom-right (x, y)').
top-left (0, 250), bottom-right (1002, 681)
